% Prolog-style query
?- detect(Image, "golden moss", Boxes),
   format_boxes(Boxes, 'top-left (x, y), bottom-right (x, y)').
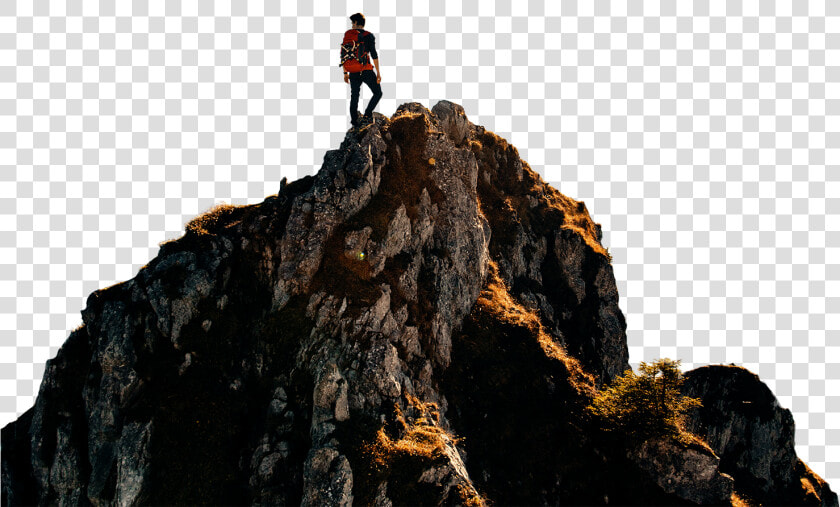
top-left (529, 180), bottom-right (608, 258)
top-left (475, 260), bottom-right (596, 395)
top-left (355, 396), bottom-right (485, 505)
top-left (472, 128), bottom-right (609, 261)
top-left (185, 202), bottom-right (244, 236)
top-left (799, 460), bottom-right (828, 487)
top-left (797, 460), bottom-right (828, 503)
top-left (361, 396), bottom-right (448, 469)
top-left (731, 492), bottom-right (754, 507)
top-left (362, 421), bottom-right (486, 506)
top-left (455, 481), bottom-right (486, 507)
top-left (800, 477), bottom-right (819, 502)
top-left (366, 424), bottom-right (445, 468)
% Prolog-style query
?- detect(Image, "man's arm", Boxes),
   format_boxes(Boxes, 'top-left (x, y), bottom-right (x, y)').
top-left (368, 33), bottom-right (381, 82)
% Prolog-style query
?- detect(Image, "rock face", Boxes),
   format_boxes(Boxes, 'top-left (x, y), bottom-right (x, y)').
top-left (629, 437), bottom-right (734, 505)
top-left (1, 101), bottom-right (834, 506)
top-left (683, 366), bottom-right (838, 507)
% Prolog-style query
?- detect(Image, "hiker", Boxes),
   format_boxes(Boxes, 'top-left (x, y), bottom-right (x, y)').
top-left (340, 13), bottom-right (382, 129)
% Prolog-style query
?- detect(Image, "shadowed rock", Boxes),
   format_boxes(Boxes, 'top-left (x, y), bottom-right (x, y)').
top-left (683, 365), bottom-right (838, 507)
top-left (2, 101), bottom-right (833, 506)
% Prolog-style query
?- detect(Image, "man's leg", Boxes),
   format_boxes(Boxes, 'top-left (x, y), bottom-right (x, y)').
top-left (349, 72), bottom-right (363, 126)
top-left (361, 70), bottom-right (382, 119)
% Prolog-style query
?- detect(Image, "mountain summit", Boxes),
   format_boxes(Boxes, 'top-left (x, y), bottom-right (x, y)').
top-left (2, 101), bottom-right (835, 506)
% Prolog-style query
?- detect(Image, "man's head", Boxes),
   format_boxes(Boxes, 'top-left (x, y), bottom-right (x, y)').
top-left (349, 13), bottom-right (365, 29)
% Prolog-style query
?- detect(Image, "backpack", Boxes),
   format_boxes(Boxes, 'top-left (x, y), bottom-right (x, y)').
top-left (339, 29), bottom-right (370, 73)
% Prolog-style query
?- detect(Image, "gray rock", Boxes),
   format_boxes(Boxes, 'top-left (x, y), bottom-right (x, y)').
top-left (113, 420), bottom-right (153, 506)
top-left (432, 100), bottom-right (470, 147)
top-left (1, 101), bottom-right (832, 507)
top-left (629, 436), bottom-right (734, 504)
top-left (683, 365), bottom-right (839, 507)
top-left (301, 447), bottom-right (353, 507)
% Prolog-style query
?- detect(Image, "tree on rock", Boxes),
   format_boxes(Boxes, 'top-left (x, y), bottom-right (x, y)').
top-left (587, 358), bottom-right (702, 443)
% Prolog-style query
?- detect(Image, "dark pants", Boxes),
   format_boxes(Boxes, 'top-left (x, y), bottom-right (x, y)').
top-left (349, 69), bottom-right (382, 124)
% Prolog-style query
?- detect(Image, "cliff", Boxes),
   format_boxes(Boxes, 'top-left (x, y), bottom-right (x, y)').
top-left (2, 101), bottom-right (834, 506)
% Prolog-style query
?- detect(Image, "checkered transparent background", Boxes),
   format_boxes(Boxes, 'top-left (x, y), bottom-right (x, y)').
top-left (2, 0), bottom-right (838, 485)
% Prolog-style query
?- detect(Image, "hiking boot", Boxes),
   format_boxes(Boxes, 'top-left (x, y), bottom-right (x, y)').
top-left (350, 111), bottom-right (363, 129)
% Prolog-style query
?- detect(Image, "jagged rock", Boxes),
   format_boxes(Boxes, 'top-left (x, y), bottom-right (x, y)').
top-left (683, 365), bottom-right (838, 507)
top-left (431, 100), bottom-right (470, 147)
top-left (629, 437), bottom-right (734, 504)
top-left (1, 101), bottom-right (833, 506)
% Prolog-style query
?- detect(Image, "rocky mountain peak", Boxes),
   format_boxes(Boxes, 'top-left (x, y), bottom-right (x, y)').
top-left (2, 101), bottom-right (834, 506)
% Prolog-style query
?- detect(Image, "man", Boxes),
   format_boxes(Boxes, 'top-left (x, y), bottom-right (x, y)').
top-left (342, 13), bottom-right (382, 128)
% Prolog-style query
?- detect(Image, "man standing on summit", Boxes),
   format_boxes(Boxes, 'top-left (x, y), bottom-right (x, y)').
top-left (340, 13), bottom-right (382, 129)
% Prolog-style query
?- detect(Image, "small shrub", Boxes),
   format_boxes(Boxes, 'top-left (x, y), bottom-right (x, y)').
top-left (587, 358), bottom-right (702, 443)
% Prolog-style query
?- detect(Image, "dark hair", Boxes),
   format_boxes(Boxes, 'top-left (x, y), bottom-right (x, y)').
top-left (349, 13), bottom-right (365, 27)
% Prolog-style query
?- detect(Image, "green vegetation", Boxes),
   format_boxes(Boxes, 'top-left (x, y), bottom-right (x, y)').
top-left (587, 359), bottom-right (702, 444)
